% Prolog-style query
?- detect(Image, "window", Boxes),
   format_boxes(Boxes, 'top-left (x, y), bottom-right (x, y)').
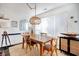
top-left (25, 23), bottom-right (28, 31)
top-left (19, 19), bottom-right (28, 32)
top-left (35, 18), bottom-right (48, 34)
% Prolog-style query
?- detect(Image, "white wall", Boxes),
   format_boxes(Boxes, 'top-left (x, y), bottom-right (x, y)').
top-left (0, 3), bottom-right (30, 47)
top-left (0, 3), bottom-right (79, 47)
top-left (37, 3), bottom-right (79, 35)
top-left (36, 3), bottom-right (79, 49)
top-left (0, 3), bottom-right (30, 33)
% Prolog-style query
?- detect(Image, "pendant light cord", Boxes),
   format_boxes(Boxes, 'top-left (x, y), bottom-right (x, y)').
top-left (35, 3), bottom-right (36, 16)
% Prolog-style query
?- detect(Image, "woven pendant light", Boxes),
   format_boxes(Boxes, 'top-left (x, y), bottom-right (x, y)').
top-left (29, 3), bottom-right (41, 25)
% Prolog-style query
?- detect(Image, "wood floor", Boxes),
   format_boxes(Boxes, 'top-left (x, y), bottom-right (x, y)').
top-left (9, 44), bottom-right (67, 56)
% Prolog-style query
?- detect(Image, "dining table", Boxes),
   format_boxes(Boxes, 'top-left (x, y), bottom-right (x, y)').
top-left (22, 33), bottom-right (54, 56)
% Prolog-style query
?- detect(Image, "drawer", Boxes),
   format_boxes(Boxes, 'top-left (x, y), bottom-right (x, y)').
top-left (70, 40), bottom-right (79, 46)
top-left (70, 40), bottom-right (79, 55)
top-left (61, 44), bottom-right (67, 51)
top-left (61, 39), bottom-right (67, 51)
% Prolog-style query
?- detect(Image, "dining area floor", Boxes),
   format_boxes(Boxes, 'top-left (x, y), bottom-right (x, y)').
top-left (0, 44), bottom-right (68, 56)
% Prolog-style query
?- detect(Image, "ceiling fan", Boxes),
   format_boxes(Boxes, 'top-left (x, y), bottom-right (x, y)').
top-left (0, 15), bottom-right (9, 20)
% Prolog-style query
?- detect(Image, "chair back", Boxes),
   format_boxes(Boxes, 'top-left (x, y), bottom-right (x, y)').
top-left (24, 34), bottom-right (31, 44)
top-left (52, 37), bottom-right (57, 48)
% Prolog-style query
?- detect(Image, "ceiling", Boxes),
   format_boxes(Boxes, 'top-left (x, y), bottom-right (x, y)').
top-left (0, 3), bottom-right (69, 14)
top-left (0, 3), bottom-right (70, 19)
top-left (26, 3), bottom-right (69, 15)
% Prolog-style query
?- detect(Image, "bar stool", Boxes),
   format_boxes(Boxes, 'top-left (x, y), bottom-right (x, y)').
top-left (1, 31), bottom-right (11, 47)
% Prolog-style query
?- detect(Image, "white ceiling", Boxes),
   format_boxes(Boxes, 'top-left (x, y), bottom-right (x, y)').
top-left (0, 3), bottom-right (71, 19)
top-left (0, 3), bottom-right (69, 15)
top-left (26, 3), bottom-right (69, 15)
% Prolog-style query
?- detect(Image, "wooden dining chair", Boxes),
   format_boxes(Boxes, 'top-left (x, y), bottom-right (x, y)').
top-left (23, 34), bottom-right (38, 53)
top-left (22, 32), bottom-right (30, 49)
top-left (42, 38), bottom-right (58, 56)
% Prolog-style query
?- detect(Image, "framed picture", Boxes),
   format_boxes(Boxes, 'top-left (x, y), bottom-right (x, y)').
top-left (0, 20), bottom-right (9, 28)
top-left (11, 21), bottom-right (18, 27)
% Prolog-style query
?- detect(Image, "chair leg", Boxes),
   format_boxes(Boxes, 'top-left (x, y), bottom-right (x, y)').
top-left (5, 36), bottom-right (7, 46)
top-left (51, 50), bottom-right (54, 56)
top-left (31, 45), bottom-right (38, 56)
top-left (7, 35), bottom-right (11, 45)
top-left (32, 46), bottom-right (35, 55)
top-left (29, 45), bottom-right (32, 51)
top-left (35, 44), bottom-right (38, 50)
top-left (55, 48), bottom-right (58, 56)
top-left (50, 52), bottom-right (52, 56)
top-left (1, 39), bottom-right (4, 47)
top-left (1, 36), bottom-right (4, 47)
top-left (29, 45), bottom-right (34, 56)
top-left (26, 44), bottom-right (29, 53)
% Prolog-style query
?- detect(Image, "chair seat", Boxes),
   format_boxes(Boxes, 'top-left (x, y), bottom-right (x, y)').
top-left (31, 41), bottom-right (38, 46)
top-left (27, 38), bottom-right (38, 46)
top-left (43, 44), bottom-right (52, 51)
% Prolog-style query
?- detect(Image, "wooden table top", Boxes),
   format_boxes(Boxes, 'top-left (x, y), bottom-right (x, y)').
top-left (22, 34), bottom-right (54, 43)
top-left (30, 35), bottom-right (53, 43)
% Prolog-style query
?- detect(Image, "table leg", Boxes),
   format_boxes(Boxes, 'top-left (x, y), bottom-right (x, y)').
top-left (40, 43), bottom-right (43, 56)
top-left (22, 37), bottom-right (24, 49)
top-left (51, 40), bottom-right (53, 56)
top-left (59, 37), bottom-right (61, 50)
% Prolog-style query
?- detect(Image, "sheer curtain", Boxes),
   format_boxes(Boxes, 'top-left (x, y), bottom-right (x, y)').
top-left (19, 19), bottom-right (28, 32)
top-left (35, 18), bottom-right (48, 34)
